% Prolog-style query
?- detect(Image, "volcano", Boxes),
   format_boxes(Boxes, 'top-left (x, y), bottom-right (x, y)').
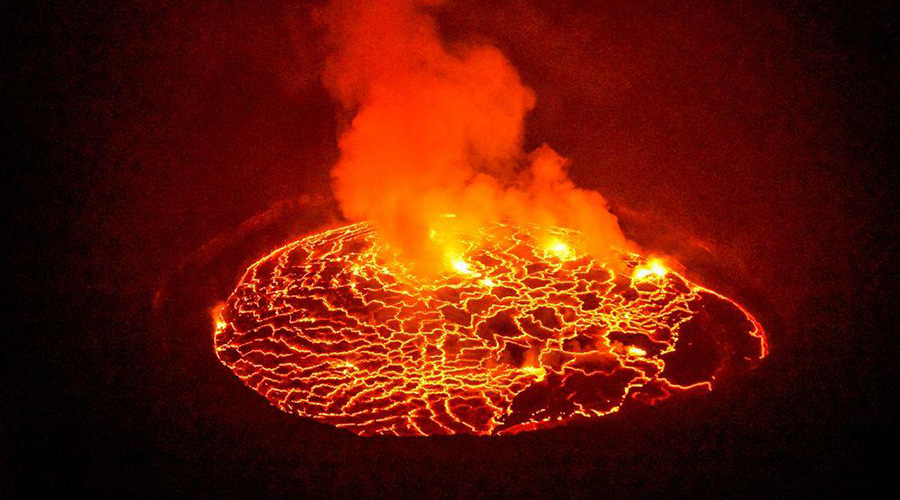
top-left (214, 221), bottom-right (767, 436)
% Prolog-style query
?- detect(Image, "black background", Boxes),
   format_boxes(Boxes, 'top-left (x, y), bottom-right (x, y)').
top-left (6, 0), bottom-right (898, 498)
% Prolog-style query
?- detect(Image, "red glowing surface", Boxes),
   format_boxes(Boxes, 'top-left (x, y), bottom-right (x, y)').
top-left (214, 222), bottom-right (767, 436)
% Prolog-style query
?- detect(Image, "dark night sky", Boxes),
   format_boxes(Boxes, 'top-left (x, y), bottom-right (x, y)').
top-left (6, 0), bottom-right (897, 498)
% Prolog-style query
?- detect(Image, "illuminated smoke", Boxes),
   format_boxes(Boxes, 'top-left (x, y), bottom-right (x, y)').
top-left (318, 0), bottom-right (629, 272)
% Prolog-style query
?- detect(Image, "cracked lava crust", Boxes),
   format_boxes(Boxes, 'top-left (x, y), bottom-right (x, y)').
top-left (214, 221), bottom-right (767, 436)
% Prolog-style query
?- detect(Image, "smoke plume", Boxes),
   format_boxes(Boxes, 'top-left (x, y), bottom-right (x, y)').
top-left (318, 0), bottom-right (629, 271)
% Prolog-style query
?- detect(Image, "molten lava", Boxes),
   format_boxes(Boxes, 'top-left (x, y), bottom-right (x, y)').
top-left (214, 222), bottom-right (767, 436)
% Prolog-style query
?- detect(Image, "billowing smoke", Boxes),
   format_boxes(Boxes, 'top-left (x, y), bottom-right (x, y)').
top-left (318, 0), bottom-right (629, 271)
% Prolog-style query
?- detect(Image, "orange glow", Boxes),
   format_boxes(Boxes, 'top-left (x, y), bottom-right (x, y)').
top-left (211, 302), bottom-right (227, 333)
top-left (520, 366), bottom-right (547, 382)
top-left (633, 259), bottom-right (668, 280)
top-left (479, 277), bottom-right (497, 287)
top-left (544, 238), bottom-right (575, 260)
top-left (449, 256), bottom-right (474, 275)
top-left (627, 346), bottom-right (647, 357)
top-left (214, 222), bottom-right (767, 436)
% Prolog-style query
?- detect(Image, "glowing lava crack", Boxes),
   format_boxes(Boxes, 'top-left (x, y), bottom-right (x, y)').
top-left (214, 222), bottom-right (767, 436)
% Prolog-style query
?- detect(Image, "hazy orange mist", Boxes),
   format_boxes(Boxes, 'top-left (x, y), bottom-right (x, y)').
top-left (319, 0), bottom-right (630, 271)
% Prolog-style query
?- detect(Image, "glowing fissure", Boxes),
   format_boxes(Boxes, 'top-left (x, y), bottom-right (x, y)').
top-left (214, 222), bottom-right (767, 436)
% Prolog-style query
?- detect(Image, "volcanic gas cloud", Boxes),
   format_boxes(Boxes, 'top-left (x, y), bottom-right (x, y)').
top-left (212, 0), bottom-right (768, 436)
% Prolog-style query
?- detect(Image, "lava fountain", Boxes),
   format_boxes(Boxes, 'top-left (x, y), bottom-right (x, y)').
top-left (214, 221), bottom-right (767, 436)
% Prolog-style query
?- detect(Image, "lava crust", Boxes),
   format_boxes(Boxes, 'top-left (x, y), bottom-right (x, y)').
top-left (214, 222), bottom-right (767, 436)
